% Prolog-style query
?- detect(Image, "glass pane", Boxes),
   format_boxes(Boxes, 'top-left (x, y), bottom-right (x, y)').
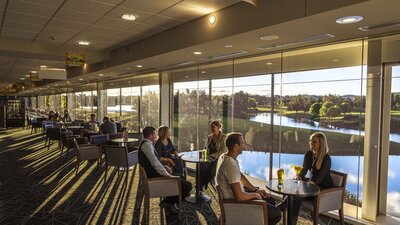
top-left (106, 88), bottom-right (120, 121)
top-left (141, 85), bottom-right (159, 130)
top-left (276, 41), bottom-right (365, 219)
top-left (121, 86), bottom-right (140, 132)
top-left (387, 65), bottom-right (400, 217)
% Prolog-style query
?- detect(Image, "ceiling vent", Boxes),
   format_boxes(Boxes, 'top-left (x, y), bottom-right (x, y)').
top-left (209, 50), bottom-right (248, 60)
top-left (359, 20), bottom-right (400, 31)
top-left (258, 33), bottom-right (335, 50)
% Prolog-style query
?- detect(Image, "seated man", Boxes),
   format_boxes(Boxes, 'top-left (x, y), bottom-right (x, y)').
top-left (138, 126), bottom-right (192, 214)
top-left (216, 132), bottom-right (282, 225)
top-left (99, 116), bottom-right (117, 134)
top-left (84, 113), bottom-right (100, 133)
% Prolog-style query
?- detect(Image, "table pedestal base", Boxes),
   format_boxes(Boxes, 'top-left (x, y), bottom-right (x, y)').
top-left (185, 193), bottom-right (210, 203)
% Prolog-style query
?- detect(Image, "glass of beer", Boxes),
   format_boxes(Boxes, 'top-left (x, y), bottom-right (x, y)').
top-left (277, 168), bottom-right (284, 188)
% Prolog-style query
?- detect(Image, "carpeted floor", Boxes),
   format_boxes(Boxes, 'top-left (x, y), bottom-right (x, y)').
top-left (0, 128), bottom-right (348, 225)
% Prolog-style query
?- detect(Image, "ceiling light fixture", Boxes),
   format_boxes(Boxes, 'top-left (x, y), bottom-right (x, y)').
top-left (77, 41), bottom-right (91, 46)
top-left (225, 45), bottom-right (233, 48)
top-left (136, 65), bottom-right (143, 68)
top-left (193, 51), bottom-right (202, 55)
top-left (266, 62), bottom-right (273, 65)
top-left (336, 16), bottom-right (363, 24)
top-left (98, 74), bottom-right (104, 77)
top-left (79, 78), bottom-right (84, 81)
top-left (31, 71), bottom-right (37, 73)
top-left (40, 65), bottom-right (47, 68)
top-left (20, 78), bottom-right (25, 80)
top-left (259, 35), bottom-right (279, 41)
top-left (25, 74), bottom-right (30, 78)
top-left (66, 81), bottom-right (70, 84)
top-left (209, 15), bottom-right (216, 25)
top-left (121, 14), bottom-right (136, 21)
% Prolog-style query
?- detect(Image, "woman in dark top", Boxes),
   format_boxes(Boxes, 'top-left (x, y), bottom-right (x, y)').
top-left (154, 126), bottom-right (184, 176)
top-left (293, 132), bottom-right (335, 223)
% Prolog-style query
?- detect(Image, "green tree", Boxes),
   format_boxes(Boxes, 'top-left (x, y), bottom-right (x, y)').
top-left (320, 102), bottom-right (342, 119)
top-left (248, 97), bottom-right (257, 108)
top-left (309, 102), bottom-right (322, 120)
top-left (340, 101), bottom-right (350, 114)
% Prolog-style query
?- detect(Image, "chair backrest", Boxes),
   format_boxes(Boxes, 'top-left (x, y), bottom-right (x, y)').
top-left (139, 165), bottom-right (149, 195)
top-left (104, 145), bottom-right (128, 167)
top-left (90, 134), bottom-right (109, 144)
top-left (216, 185), bottom-right (268, 225)
top-left (330, 170), bottom-right (347, 188)
top-left (60, 131), bottom-right (73, 146)
top-left (46, 127), bottom-right (61, 140)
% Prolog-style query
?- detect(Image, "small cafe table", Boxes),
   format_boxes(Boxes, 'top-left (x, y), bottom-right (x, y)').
top-left (110, 138), bottom-right (138, 147)
top-left (266, 179), bottom-right (320, 225)
top-left (181, 151), bottom-right (211, 203)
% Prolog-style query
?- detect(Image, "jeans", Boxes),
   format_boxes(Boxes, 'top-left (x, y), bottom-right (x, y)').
top-left (264, 197), bottom-right (282, 225)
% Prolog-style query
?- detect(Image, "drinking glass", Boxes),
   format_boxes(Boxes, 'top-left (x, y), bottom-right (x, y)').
top-left (291, 165), bottom-right (303, 183)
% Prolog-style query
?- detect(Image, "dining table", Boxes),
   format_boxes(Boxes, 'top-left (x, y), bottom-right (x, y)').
top-left (110, 138), bottom-right (139, 147)
top-left (266, 179), bottom-right (320, 225)
top-left (181, 150), bottom-right (212, 203)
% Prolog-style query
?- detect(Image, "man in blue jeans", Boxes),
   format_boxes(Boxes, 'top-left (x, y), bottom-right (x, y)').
top-left (216, 132), bottom-right (282, 225)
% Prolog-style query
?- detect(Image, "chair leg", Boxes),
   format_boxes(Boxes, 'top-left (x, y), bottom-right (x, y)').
top-left (104, 166), bottom-right (107, 184)
top-left (339, 209), bottom-right (344, 225)
top-left (313, 212), bottom-right (318, 225)
top-left (142, 196), bottom-right (149, 225)
top-left (75, 160), bottom-right (80, 175)
top-left (283, 209), bottom-right (287, 225)
top-left (60, 146), bottom-right (64, 158)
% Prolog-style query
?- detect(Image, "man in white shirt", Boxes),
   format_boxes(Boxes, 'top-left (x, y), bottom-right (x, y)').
top-left (216, 132), bottom-right (282, 225)
top-left (138, 126), bottom-right (192, 214)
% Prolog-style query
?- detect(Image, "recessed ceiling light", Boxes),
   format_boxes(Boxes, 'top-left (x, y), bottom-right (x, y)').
top-left (184, 76), bottom-right (189, 78)
top-left (193, 51), bottom-right (202, 55)
top-left (66, 81), bottom-right (70, 84)
top-left (20, 78), bottom-right (25, 80)
top-left (209, 15), bottom-right (216, 25)
top-left (98, 74), bottom-right (104, 77)
top-left (266, 62), bottom-right (273, 65)
top-left (31, 71), bottom-right (37, 73)
top-left (79, 78), bottom-right (84, 81)
top-left (77, 41), bottom-right (91, 46)
top-left (201, 71), bottom-right (206, 74)
top-left (259, 35), bottom-right (279, 41)
top-left (40, 65), bottom-right (47, 68)
top-left (121, 14), bottom-right (136, 21)
top-left (136, 65), bottom-right (143, 68)
top-left (25, 74), bottom-right (30, 78)
top-left (336, 16), bottom-right (363, 24)
top-left (225, 45), bottom-right (233, 48)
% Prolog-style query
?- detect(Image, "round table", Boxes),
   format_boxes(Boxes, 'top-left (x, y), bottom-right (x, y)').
top-left (266, 179), bottom-right (320, 225)
top-left (181, 151), bottom-right (211, 203)
top-left (110, 138), bottom-right (138, 146)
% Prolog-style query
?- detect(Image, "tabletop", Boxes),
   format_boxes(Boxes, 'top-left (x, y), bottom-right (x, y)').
top-left (180, 151), bottom-right (211, 163)
top-left (266, 179), bottom-right (320, 198)
top-left (110, 138), bottom-right (138, 143)
top-left (66, 126), bottom-right (84, 129)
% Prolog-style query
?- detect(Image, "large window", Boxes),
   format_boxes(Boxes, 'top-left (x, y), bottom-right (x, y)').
top-left (388, 65), bottom-right (400, 217)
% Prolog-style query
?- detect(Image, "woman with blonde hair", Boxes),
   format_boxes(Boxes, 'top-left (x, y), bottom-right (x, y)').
top-left (154, 125), bottom-right (184, 176)
top-left (293, 132), bottom-right (335, 224)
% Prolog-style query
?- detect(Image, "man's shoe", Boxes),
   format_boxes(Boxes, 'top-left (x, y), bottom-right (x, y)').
top-left (277, 196), bottom-right (288, 211)
top-left (169, 203), bottom-right (181, 215)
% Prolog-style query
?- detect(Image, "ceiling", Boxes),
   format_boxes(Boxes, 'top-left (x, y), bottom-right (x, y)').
top-left (2, 0), bottom-right (400, 95)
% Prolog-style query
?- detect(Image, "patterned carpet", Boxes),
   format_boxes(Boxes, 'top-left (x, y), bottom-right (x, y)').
top-left (0, 128), bottom-right (347, 225)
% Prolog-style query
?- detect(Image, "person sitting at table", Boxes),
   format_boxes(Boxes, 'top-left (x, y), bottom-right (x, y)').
top-left (62, 109), bottom-right (72, 122)
top-left (48, 110), bottom-right (54, 120)
top-left (216, 132), bottom-right (282, 225)
top-left (199, 120), bottom-right (228, 190)
top-left (99, 116), bottom-right (117, 135)
top-left (292, 132), bottom-right (335, 224)
top-left (138, 126), bottom-right (192, 214)
top-left (154, 126), bottom-right (185, 176)
top-left (84, 113), bottom-right (100, 132)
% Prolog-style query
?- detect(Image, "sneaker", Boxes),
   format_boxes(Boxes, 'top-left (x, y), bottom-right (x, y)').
top-left (168, 203), bottom-right (181, 215)
top-left (277, 196), bottom-right (288, 211)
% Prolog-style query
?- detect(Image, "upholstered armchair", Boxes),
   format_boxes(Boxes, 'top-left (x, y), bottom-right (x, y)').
top-left (301, 170), bottom-right (348, 225)
top-left (139, 165), bottom-right (182, 223)
top-left (216, 185), bottom-right (269, 225)
top-left (103, 145), bottom-right (138, 183)
top-left (73, 139), bottom-right (102, 174)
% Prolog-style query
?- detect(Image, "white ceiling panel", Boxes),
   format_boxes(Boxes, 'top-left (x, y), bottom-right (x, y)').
top-left (142, 15), bottom-right (184, 28)
top-left (89, 0), bottom-right (123, 6)
top-left (3, 20), bottom-right (42, 33)
top-left (159, 4), bottom-right (205, 21)
top-left (63, 0), bottom-right (115, 16)
top-left (35, 33), bottom-right (71, 43)
top-left (2, 28), bottom-right (37, 40)
top-left (119, 0), bottom-right (180, 14)
top-left (180, 0), bottom-right (242, 13)
top-left (40, 26), bottom-right (78, 37)
top-left (47, 19), bottom-right (90, 31)
top-left (18, 0), bottom-right (65, 8)
top-left (94, 17), bottom-right (132, 30)
top-left (84, 25), bottom-right (122, 36)
top-left (54, 8), bottom-right (100, 24)
top-left (4, 11), bottom-right (49, 26)
top-left (8, 0), bottom-right (59, 18)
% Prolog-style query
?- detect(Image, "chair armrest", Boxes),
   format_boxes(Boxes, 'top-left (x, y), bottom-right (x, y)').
top-left (147, 176), bottom-right (181, 198)
top-left (222, 200), bottom-right (267, 225)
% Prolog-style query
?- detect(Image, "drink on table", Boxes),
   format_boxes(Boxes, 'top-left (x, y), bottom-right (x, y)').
top-left (291, 165), bottom-right (304, 183)
top-left (277, 168), bottom-right (284, 188)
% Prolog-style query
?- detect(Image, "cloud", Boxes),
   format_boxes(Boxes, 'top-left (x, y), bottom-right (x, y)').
top-left (387, 192), bottom-right (400, 216)
top-left (388, 170), bottom-right (396, 180)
